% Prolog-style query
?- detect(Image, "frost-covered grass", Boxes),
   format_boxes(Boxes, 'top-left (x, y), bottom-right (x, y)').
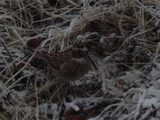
top-left (0, 0), bottom-right (160, 120)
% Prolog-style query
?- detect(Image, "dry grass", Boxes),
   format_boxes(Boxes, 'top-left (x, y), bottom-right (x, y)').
top-left (0, 0), bottom-right (160, 120)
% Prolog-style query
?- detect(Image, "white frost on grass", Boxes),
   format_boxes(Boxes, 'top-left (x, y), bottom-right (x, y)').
top-left (101, 71), bottom-right (140, 95)
top-left (88, 111), bottom-right (110, 120)
top-left (13, 90), bottom-right (27, 99)
top-left (149, 63), bottom-right (160, 80)
top-left (77, 34), bottom-right (86, 42)
top-left (70, 70), bottom-right (96, 86)
top-left (100, 37), bottom-right (107, 43)
top-left (118, 79), bottom-right (160, 120)
top-left (14, 52), bottom-right (25, 58)
top-left (39, 103), bottom-right (48, 115)
top-left (88, 116), bottom-right (104, 120)
top-left (87, 70), bottom-right (97, 78)
top-left (155, 19), bottom-right (160, 27)
top-left (77, 32), bottom-right (98, 43)
top-left (119, 71), bottom-right (140, 81)
top-left (0, 0), bottom-right (6, 5)
top-left (64, 101), bottom-right (80, 111)
top-left (142, 97), bottom-right (160, 108)
top-left (64, 97), bottom-right (103, 111)
top-left (22, 70), bottom-right (34, 76)
top-left (142, 82), bottom-right (160, 108)
top-left (39, 103), bottom-right (59, 120)
top-left (70, 80), bottom-right (82, 86)
top-left (63, 17), bottom-right (79, 36)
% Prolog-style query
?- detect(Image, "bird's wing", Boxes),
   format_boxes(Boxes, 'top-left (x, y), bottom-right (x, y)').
top-left (37, 51), bottom-right (69, 71)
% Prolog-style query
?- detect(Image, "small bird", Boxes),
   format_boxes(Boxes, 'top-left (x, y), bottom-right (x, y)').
top-left (38, 44), bottom-right (91, 82)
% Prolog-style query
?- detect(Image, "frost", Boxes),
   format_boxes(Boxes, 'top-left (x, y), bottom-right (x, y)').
top-left (0, 0), bottom-right (6, 5)
top-left (155, 19), bottom-right (160, 26)
top-left (22, 70), bottom-right (34, 76)
top-left (64, 101), bottom-right (80, 111)
top-left (13, 90), bottom-right (27, 99)
top-left (100, 37), bottom-right (107, 43)
top-left (77, 32), bottom-right (98, 43)
top-left (88, 117), bottom-right (102, 120)
top-left (39, 103), bottom-right (59, 120)
top-left (142, 97), bottom-right (160, 108)
top-left (70, 80), bottom-right (82, 86)
top-left (77, 34), bottom-right (86, 42)
top-left (14, 52), bottom-right (25, 58)
top-left (110, 33), bottom-right (116, 38)
top-left (64, 97), bottom-right (103, 111)
top-left (63, 17), bottom-right (78, 35)
top-left (119, 71), bottom-right (140, 81)
top-left (149, 63), bottom-right (160, 79)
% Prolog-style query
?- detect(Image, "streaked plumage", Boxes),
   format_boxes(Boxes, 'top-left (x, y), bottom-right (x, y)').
top-left (38, 44), bottom-right (90, 81)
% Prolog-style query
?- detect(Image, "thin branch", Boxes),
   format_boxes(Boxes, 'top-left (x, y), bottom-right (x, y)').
top-left (0, 37), bottom-right (18, 70)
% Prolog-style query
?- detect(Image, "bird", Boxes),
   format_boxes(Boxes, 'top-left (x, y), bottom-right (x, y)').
top-left (37, 44), bottom-right (91, 82)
